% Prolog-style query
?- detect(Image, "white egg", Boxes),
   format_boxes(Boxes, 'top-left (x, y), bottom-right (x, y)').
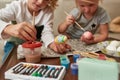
top-left (106, 45), bottom-right (116, 55)
top-left (109, 40), bottom-right (120, 47)
top-left (117, 46), bottom-right (120, 52)
top-left (116, 46), bottom-right (120, 57)
top-left (106, 45), bottom-right (116, 51)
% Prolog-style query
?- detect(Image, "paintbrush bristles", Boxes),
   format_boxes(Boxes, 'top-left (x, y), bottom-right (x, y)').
top-left (32, 12), bottom-right (35, 26)
top-left (64, 11), bottom-right (85, 31)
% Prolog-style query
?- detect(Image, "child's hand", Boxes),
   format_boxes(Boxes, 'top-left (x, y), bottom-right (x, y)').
top-left (48, 42), bottom-right (71, 53)
top-left (65, 15), bottom-right (75, 26)
top-left (3, 22), bottom-right (37, 41)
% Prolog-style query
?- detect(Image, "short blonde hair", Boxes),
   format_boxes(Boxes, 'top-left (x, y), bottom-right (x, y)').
top-left (49, 0), bottom-right (58, 10)
top-left (75, 0), bottom-right (103, 7)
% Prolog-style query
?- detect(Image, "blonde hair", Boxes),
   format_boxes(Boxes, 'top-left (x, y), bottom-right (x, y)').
top-left (75, 0), bottom-right (103, 7)
top-left (49, 0), bottom-right (58, 10)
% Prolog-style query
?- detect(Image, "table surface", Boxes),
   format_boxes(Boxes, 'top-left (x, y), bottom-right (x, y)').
top-left (0, 38), bottom-right (120, 80)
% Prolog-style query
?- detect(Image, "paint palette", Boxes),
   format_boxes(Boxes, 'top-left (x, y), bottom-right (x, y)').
top-left (5, 62), bottom-right (66, 80)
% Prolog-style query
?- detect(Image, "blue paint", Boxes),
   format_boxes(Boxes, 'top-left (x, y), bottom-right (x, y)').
top-left (60, 55), bottom-right (70, 69)
top-left (73, 54), bottom-right (80, 63)
top-left (70, 63), bottom-right (78, 75)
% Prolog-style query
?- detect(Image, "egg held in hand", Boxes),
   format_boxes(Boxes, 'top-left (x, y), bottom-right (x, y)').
top-left (82, 31), bottom-right (93, 40)
top-left (54, 35), bottom-right (68, 44)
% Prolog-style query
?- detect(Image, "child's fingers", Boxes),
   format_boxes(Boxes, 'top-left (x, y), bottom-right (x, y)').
top-left (65, 44), bottom-right (71, 49)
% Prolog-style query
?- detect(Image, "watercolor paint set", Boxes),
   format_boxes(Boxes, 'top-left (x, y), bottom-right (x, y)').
top-left (5, 62), bottom-right (66, 80)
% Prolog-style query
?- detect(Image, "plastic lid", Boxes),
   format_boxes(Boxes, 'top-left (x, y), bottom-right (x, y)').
top-left (22, 41), bottom-right (42, 48)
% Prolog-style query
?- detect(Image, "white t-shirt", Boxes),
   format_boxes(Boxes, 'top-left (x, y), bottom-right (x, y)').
top-left (0, 0), bottom-right (54, 47)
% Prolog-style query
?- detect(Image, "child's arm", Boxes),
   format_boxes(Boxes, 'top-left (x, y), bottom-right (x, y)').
top-left (94, 23), bottom-right (108, 42)
top-left (58, 15), bottom-right (75, 34)
top-left (0, 0), bottom-right (25, 39)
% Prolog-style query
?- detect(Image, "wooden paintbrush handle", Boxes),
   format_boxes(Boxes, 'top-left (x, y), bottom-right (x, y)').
top-left (32, 12), bottom-right (35, 26)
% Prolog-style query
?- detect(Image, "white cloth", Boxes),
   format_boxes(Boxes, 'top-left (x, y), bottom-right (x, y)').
top-left (0, 0), bottom-right (54, 47)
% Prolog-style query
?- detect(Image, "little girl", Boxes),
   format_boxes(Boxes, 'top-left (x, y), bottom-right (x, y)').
top-left (58, 0), bottom-right (110, 44)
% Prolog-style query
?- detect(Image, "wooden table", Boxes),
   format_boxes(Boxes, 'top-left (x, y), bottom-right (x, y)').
top-left (0, 38), bottom-right (120, 80)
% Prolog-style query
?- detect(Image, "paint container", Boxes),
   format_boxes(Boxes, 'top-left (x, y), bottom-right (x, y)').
top-left (70, 63), bottom-right (78, 75)
top-left (22, 41), bottom-right (42, 63)
top-left (60, 55), bottom-right (70, 69)
top-left (73, 54), bottom-right (80, 63)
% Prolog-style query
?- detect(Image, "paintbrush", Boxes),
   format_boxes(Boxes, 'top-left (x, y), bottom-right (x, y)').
top-left (32, 12), bottom-right (35, 26)
top-left (73, 51), bottom-right (116, 61)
